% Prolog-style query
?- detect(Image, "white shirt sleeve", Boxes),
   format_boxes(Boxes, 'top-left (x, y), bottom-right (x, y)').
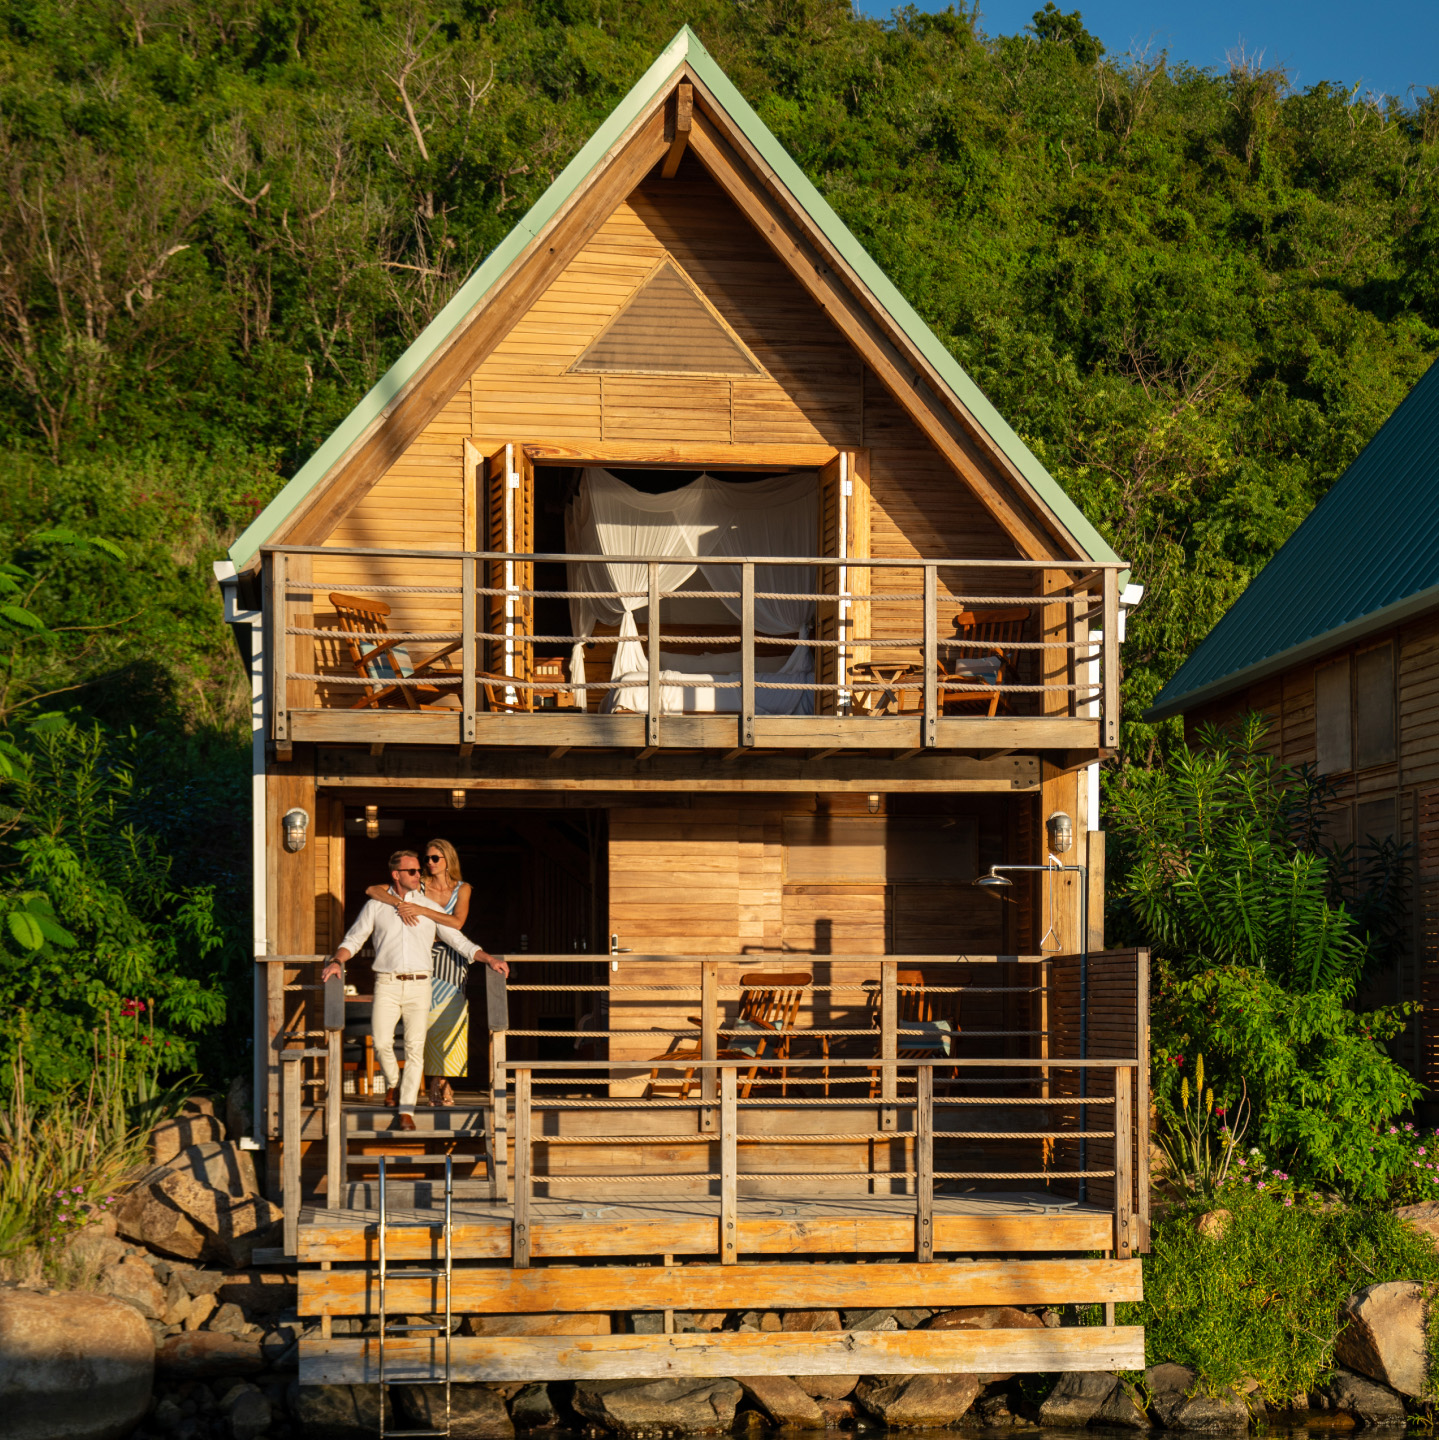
top-left (337, 900), bottom-right (380, 956)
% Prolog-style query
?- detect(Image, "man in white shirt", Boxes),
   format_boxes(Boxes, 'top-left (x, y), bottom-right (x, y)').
top-left (322, 849), bottom-right (508, 1128)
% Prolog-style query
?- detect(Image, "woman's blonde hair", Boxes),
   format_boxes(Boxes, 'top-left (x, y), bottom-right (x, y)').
top-left (424, 837), bottom-right (463, 886)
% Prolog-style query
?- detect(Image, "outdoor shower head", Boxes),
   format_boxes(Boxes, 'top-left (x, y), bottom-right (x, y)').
top-left (973, 867), bottom-right (1015, 895)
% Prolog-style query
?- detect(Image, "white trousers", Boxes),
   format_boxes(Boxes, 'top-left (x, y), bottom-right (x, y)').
top-left (371, 975), bottom-right (430, 1113)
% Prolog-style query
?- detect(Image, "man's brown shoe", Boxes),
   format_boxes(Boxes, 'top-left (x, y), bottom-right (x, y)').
top-left (398, 1114), bottom-right (417, 1132)
top-left (383, 1087), bottom-right (398, 1108)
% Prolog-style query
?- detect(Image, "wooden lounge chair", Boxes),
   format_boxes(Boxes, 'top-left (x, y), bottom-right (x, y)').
top-left (939, 607), bottom-right (1028, 717)
top-left (863, 969), bottom-right (958, 1097)
top-left (327, 592), bottom-right (462, 710)
top-left (647, 970), bottom-right (812, 1101)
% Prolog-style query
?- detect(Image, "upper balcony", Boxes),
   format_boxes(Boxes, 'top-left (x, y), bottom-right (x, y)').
top-left (264, 545), bottom-right (1122, 758)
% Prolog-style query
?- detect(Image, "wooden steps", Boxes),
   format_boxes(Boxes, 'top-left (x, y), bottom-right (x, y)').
top-left (301, 1325), bottom-right (1147, 1385)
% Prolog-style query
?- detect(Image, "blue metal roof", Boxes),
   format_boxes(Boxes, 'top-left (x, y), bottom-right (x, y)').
top-left (1148, 357), bottom-right (1439, 720)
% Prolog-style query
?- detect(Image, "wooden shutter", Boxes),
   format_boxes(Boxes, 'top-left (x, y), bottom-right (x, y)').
top-left (815, 450), bottom-right (870, 715)
top-left (484, 445), bottom-right (535, 697)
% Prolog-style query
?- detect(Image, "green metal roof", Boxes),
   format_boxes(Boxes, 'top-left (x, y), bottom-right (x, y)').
top-left (1148, 356), bottom-right (1439, 721)
top-left (229, 26), bottom-right (1118, 573)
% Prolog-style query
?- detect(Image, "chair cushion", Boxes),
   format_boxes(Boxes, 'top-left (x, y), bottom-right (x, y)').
top-left (947, 656), bottom-right (1002, 682)
top-left (727, 1017), bottom-right (766, 1058)
top-left (903, 1018), bottom-right (955, 1056)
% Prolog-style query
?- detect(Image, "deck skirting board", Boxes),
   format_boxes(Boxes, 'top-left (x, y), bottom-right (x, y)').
top-left (298, 1257), bottom-right (1142, 1316)
top-left (300, 1325), bottom-right (1146, 1385)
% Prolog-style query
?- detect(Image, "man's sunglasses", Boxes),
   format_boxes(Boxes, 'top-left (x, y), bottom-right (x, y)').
top-left (396, 866), bottom-right (421, 875)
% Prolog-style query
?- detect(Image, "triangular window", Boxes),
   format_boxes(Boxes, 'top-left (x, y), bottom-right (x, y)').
top-left (569, 259), bottom-right (762, 376)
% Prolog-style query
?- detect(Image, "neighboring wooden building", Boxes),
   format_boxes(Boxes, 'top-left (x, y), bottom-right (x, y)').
top-left (1148, 357), bottom-right (1439, 1083)
top-left (217, 28), bottom-right (1145, 1394)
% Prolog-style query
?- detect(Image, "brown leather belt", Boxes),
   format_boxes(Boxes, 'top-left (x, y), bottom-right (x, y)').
top-left (379, 972), bottom-right (430, 981)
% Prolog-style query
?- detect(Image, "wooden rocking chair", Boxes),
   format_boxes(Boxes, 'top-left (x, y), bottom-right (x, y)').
top-left (647, 970), bottom-right (812, 1101)
top-left (327, 592), bottom-right (462, 710)
top-left (940, 607), bottom-right (1028, 717)
top-left (864, 969), bottom-right (958, 1097)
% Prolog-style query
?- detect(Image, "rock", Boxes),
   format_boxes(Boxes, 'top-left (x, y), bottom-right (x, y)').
top-left (262, 1324), bottom-right (300, 1366)
top-left (225, 1076), bottom-right (254, 1145)
top-left (154, 1394), bottom-right (185, 1431)
top-left (64, 1225), bottom-right (128, 1274)
top-left (737, 1376), bottom-right (826, 1428)
top-left (795, 1374), bottom-right (859, 1401)
top-left (155, 1331), bottom-right (265, 1379)
top-left (1336, 1282), bottom-right (1428, 1397)
top-left (220, 1384), bottom-right (271, 1440)
top-left (96, 1258), bottom-right (168, 1320)
top-left (207, 1302), bottom-right (248, 1335)
top-left (782, 1309), bottom-right (842, 1333)
top-left (293, 1383), bottom-right (387, 1438)
top-left (894, 1309), bottom-right (934, 1329)
top-left (1393, 1201), bottom-right (1439, 1240)
top-left (816, 1399), bottom-right (858, 1428)
top-left (1037, 1372), bottom-right (1119, 1426)
top-left (1145, 1363), bottom-right (1249, 1432)
top-left (184, 1294), bottom-right (217, 1331)
top-left (1094, 1379), bottom-right (1150, 1428)
top-left (845, 1309), bottom-right (899, 1332)
top-left (856, 1375), bottom-right (981, 1428)
top-left (216, 1270), bottom-right (295, 1314)
top-left (161, 1270), bottom-right (190, 1324)
top-left (1196, 1209), bottom-right (1232, 1240)
top-left (114, 1178), bottom-right (209, 1261)
top-left (511, 1383), bottom-right (560, 1430)
top-left (976, 1394), bottom-right (1018, 1426)
top-left (1326, 1369), bottom-right (1408, 1428)
top-left (151, 1114), bottom-right (225, 1166)
top-left (922, 1306), bottom-right (1045, 1383)
top-left (398, 1384), bottom-right (514, 1438)
top-left (679, 1311), bottom-right (727, 1332)
top-left (573, 1378), bottom-right (743, 1435)
top-left (0, 1288), bottom-right (154, 1440)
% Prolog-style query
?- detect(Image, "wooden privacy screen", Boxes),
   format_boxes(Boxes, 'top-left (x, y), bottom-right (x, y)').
top-left (485, 444), bottom-right (534, 686)
top-left (1046, 948), bottom-right (1148, 1241)
top-left (816, 451), bottom-right (871, 712)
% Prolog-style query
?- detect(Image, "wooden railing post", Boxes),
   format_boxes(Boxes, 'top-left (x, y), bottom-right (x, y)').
top-left (881, 961), bottom-right (898, 1132)
top-left (916, 1063), bottom-right (934, 1262)
top-left (740, 563), bottom-right (756, 748)
top-left (1114, 1064), bottom-right (1133, 1259)
top-left (489, 1033), bottom-right (508, 1203)
top-left (1102, 567), bottom-right (1119, 750)
top-left (325, 1031), bottom-right (342, 1211)
top-left (700, 961), bottom-right (719, 1133)
top-left (922, 564), bottom-right (938, 747)
top-left (720, 1065), bottom-right (738, 1264)
top-left (647, 562), bottom-right (661, 749)
top-left (270, 552), bottom-right (289, 745)
top-left (461, 554), bottom-right (477, 747)
top-left (281, 1053), bottom-right (302, 1256)
top-left (513, 1067), bottom-right (532, 1268)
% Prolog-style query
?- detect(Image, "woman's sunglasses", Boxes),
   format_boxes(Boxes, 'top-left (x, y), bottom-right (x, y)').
top-left (424, 853), bottom-right (444, 864)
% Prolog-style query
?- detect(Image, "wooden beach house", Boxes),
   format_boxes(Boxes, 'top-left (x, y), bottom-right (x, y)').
top-left (215, 27), bottom-right (1148, 1397)
top-left (1148, 357), bottom-right (1439, 1093)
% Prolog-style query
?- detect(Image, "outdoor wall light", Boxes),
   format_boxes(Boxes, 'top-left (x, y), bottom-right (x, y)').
top-left (365, 804), bottom-right (379, 840)
top-left (867, 793), bottom-right (881, 815)
top-left (1046, 810), bottom-right (1074, 856)
top-left (451, 789), bottom-right (467, 810)
top-left (282, 807), bottom-right (310, 853)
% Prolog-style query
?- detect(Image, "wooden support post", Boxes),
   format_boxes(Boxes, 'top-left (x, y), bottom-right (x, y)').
top-left (1114, 1065), bottom-right (1133, 1259)
top-left (513, 1067), bottom-right (532, 1268)
top-left (720, 1067), bottom-right (738, 1264)
top-left (1102, 568), bottom-right (1119, 751)
top-left (326, 1031), bottom-right (343, 1211)
top-left (282, 1054), bottom-right (302, 1256)
top-left (916, 1064), bottom-right (933, 1262)
top-left (271, 552), bottom-right (289, 745)
top-left (661, 80), bottom-right (693, 179)
top-left (700, 961), bottom-right (719, 1134)
top-left (490, 1033), bottom-right (508, 1203)
top-left (462, 554), bottom-right (477, 747)
top-left (922, 565), bottom-right (937, 749)
top-left (647, 563), bottom-right (661, 750)
top-left (740, 563), bottom-right (756, 748)
top-left (881, 962), bottom-right (898, 1132)
top-left (266, 962), bottom-right (284, 1140)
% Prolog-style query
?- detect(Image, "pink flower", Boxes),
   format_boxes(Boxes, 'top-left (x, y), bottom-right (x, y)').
top-left (1421, 1148), bottom-right (1428, 1157)
top-left (1284, 1198), bottom-right (1294, 1206)
top-left (1391, 1126), bottom-right (1400, 1134)
top-left (1257, 1182), bottom-right (1267, 1190)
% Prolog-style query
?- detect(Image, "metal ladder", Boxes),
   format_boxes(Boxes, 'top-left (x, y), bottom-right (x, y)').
top-left (377, 1154), bottom-right (453, 1439)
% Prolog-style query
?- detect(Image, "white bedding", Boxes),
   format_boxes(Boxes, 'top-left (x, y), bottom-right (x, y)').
top-left (604, 647), bottom-right (814, 716)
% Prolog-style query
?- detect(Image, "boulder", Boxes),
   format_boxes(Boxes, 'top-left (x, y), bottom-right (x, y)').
top-left (293, 1383), bottom-right (388, 1439)
top-left (922, 1306), bottom-right (1045, 1383)
top-left (1038, 1371), bottom-right (1119, 1426)
top-left (816, 1399), bottom-right (858, 1428)
top-left (0, 1288), bottom-right (154, 1440)
top-left (1145, 1363), bottom-right (1249, 1432)
top-left (1196, 1209), bottom-right (1232, 1240)
top-left (737, 1376), bottom-right (826, 1428)
top-left (114, 1177), bottom-right (209, 1261)
top-left (398, 1383), bottom-right (514, 1438)
top-left (856, 1375), bottom-right (981, 1428)
top-left (95, 1258), bottom-right (167, 1320)
top-left (1326, 1369), bottom-right (1408, 1427)
top-left (573, 1378), bottom-right (743, 1435)
top-left (220, 1382), bottom-right (272, 1440)
top-left (782, 1310), bottom-right (842, 1332)
top-left (155, 1330), bottom-right (265, 1378)
top-left (150, 1113), bottom-right (225, 1166)
top-left (184, 1293), bottom-right (218, 1330)
top-left (63, 1225), bottom-right (127, 1275)
top-left (1336, 1282), bottom-right (1428, 1397)
top-left (208, 1301), bottom-right (249, 1334)
top-left (1393, 1201), bottom-right (1439, 1241)
top-left (1094, 1379), bottom-right (1151, 1429)
top-left (511, 1383), bottom-right (561, 1430)
top-left (795, 1374), bottom-right (858, 1401)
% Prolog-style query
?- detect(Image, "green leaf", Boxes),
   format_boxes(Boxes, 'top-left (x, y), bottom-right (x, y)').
top-left (7, 912), bottom-right (43, 951)
top-left (0, 605), bottom-right (43, 630)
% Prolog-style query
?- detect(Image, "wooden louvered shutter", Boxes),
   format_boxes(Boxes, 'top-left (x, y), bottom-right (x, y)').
top-left (817, 456), bottom-right (843, 714)
top-left (816, 451), bottom-right (870, 716)
top-left (484, 445), bottom-right (535, 700)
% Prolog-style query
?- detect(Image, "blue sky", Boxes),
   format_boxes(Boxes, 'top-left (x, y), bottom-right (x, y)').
top-left (851, 1), bottom-right (1438, 104)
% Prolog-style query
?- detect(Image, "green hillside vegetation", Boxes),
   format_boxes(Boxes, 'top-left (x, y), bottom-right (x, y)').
top-left (0, 0), bottom-right (1435, 1095)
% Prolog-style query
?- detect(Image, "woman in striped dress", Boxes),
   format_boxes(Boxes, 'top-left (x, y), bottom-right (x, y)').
top-left (365, 837), bottom-right (473, 1107)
